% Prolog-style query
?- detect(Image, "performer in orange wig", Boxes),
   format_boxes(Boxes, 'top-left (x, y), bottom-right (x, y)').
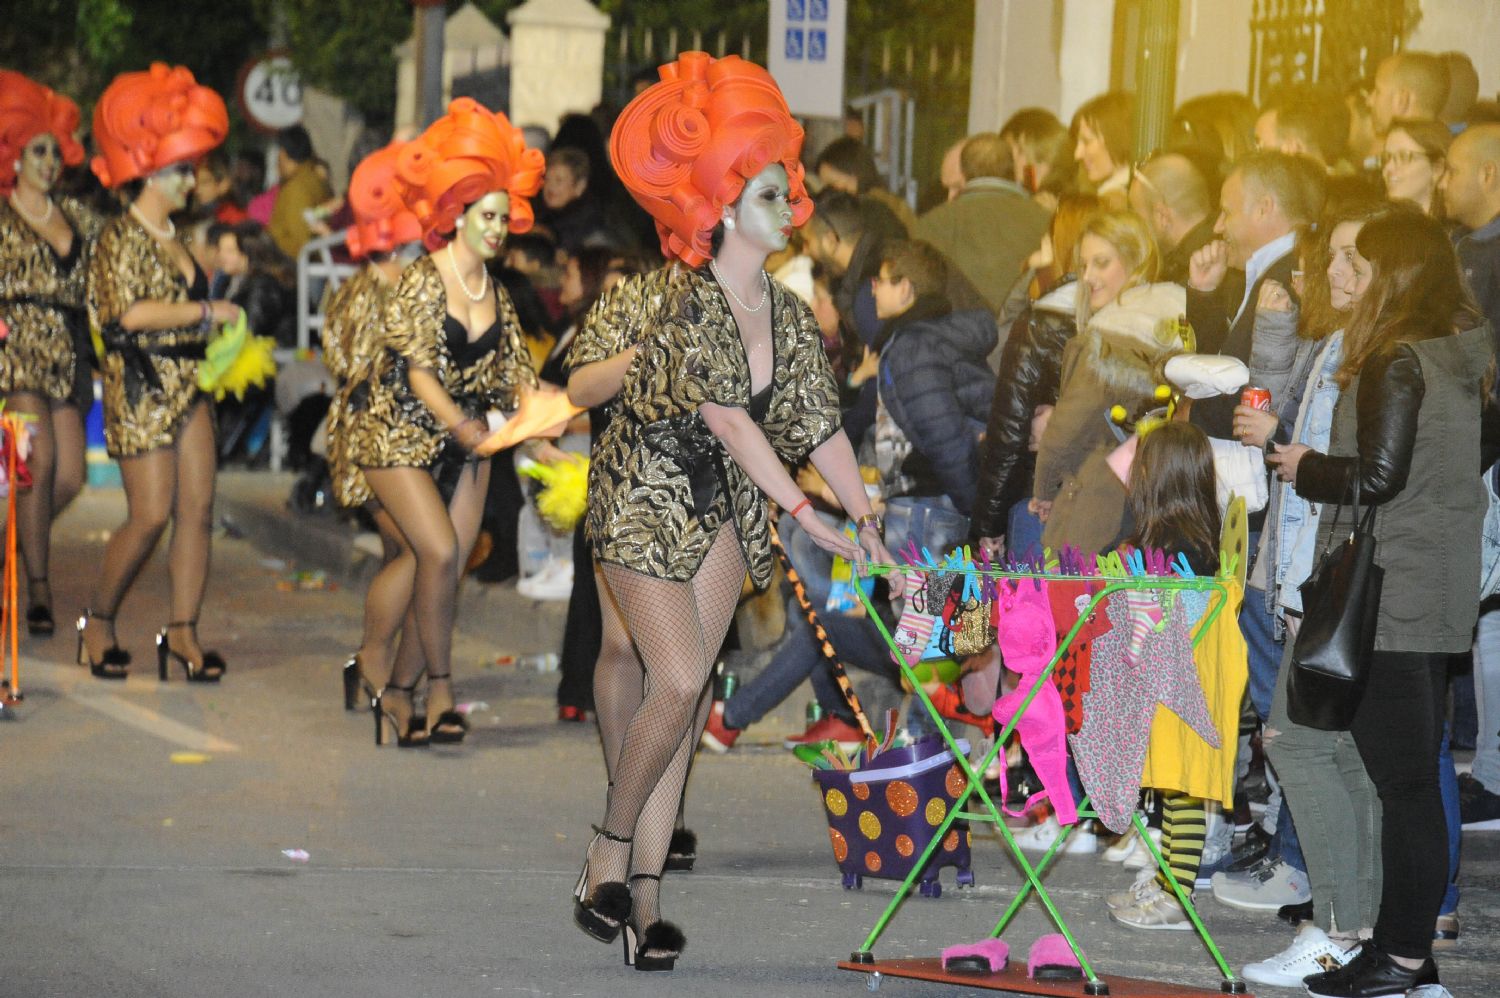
top-left (80, 64), bottom-right (237, 683)
top-left (0, 70), bottom-right (99, 638)
top-left (342, 99), bottom-right (542, 746)
top-left (324, 140), bottom-right (423, 712)
top-left (571, 52), bottom-right (898, 971)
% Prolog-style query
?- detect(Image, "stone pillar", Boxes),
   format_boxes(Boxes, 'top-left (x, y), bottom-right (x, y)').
top-left (507, 0), bottom-right (610, 134)
top-left (412, 0), bottom-right (446, 127)
top-left (1134, 0), bottom-right (1179, 156)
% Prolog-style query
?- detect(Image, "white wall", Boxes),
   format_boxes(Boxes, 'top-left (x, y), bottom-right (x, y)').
top-left (1174, 0), bottom-right (1252, 103)
top-left (1407, 0), bottom-right (1500, 101)
top-left (968, 0), bottom-right (1062, 134)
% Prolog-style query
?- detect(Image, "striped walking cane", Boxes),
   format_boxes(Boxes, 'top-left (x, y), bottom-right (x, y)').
top-left (767, 518), bottom-right (876, 748)
top-left (1, 411), bottom-right (24, 707)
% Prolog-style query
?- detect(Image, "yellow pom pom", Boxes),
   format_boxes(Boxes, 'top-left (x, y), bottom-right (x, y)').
top-left (211, 335), bottom-right (277, 400)
top-left (521, 456), bottom-right (589, 532)
top-left (1154, 384), bottom-right (1173, 401)
top-left (1109, 404), bottom-right (1128, 423)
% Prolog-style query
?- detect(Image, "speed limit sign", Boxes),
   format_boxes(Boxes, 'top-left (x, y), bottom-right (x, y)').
top-left (237, 53), bottom-right (303, 133)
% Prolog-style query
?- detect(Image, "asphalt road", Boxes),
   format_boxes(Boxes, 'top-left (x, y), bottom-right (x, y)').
top-left (2, 485), bottom-right (1494, 997)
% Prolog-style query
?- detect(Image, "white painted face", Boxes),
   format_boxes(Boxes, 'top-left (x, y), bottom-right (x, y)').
top-left (724, 163), bottom-right (794, 255)
top-left (16, 132), bottom-right (62, 194)
top-left (458, 191), bottom-right (510, 260)
top-left (149, 160), bottom-right (197, 211)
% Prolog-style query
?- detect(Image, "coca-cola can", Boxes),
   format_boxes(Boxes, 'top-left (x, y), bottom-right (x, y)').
top-left (1241, 386), bottom-right (1272, 412)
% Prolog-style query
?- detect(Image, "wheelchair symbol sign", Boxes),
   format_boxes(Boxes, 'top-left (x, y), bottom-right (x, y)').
top-left (810, 0), bottom-right (828, 19)
top-left (785, 28), bottom-right (804, 60)
top-left (787, 0), bottom-right (805, 20)
top-left (808, 29), bottom-right (827, 62)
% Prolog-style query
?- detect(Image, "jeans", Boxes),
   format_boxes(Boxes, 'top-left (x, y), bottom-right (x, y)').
top-left (1243, 579), bottom-right (1305, 873)
top-left (1007, 498), bottom-right (1045, 561)
top-left (723, 499), bottom-right (970, 732)
top-left (1438, 724), bottom-right (1460, 916)
top-left (1350, 650), bottom-right (1450, 960)
top-left (1473, 607), bottom-right (1500, 791)
top-left (1265, 639), bottom-right (1381, 934)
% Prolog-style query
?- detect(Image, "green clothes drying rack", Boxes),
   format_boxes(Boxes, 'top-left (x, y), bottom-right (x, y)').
top-left (839, 567), bottom-right (1253, 997)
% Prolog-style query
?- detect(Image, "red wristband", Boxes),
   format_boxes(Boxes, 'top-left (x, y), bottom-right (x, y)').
top-left (788, 498), bottom-right (811, 518)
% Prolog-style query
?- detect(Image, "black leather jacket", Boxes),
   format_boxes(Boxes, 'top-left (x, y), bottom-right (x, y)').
top-left (971, 291), bottom-right (1078, 539)
top-left (1296, 347), bottom-right (1421, 506)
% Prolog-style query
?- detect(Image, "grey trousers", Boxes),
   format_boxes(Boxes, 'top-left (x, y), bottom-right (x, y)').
top-left (1264, 636), bottom-right (1381, 934)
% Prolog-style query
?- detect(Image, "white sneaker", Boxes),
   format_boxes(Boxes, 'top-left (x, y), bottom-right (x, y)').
top-left (1012, 815), bottom-right (1097, 854)
top-left (1105, 866), bottom-right (1157, 909)
top-left (1241, 926), bottom-right (1355, 987)
top-left (517, 559), bottom-right (573, 601)
top-left (1104, 824), bottom-right (1162, 863)
top-left (1211, 858), bottom-right (1311, 911)
top-left (1120, 827), bottom-right (1164, 869)
top-left (1108, 883), bottom-right (1192, 930)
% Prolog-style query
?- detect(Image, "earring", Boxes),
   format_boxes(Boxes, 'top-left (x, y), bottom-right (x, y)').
top-left (12, 162), bottom-right (20, 173)
top-left (455, 216), bottom-right (465, 228)
top-left (723, 217), bottom-right (736, 230)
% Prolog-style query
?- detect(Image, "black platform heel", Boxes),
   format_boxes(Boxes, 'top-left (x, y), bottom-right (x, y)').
top-left (574, 825), bottom-right (633, 942)
top-left (665, 828), bottom-right (697, 872)
top-left (75, 610), bottom-right (129, 680)
top-left (26, 578), bottom-right (54, 637)
top-left (622, 875), bottom-right (684, 972)
top-left (373, 682), bottom-right (429, 747)
top-left (426, 673), bottom-right (469, 744)
top-left (156, 620), bottom-right (226, 683)
top-left (342, 654), bottom-right (377, 711)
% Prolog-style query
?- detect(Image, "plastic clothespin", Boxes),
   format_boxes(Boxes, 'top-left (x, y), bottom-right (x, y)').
top-left (1123, 547), bottom-right (1146, 577)
top-left (1171, 551), bottom-right (1195, 579)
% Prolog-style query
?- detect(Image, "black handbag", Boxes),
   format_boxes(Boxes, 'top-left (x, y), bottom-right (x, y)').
top-left (1286, 472), bottom-right (1383, 731)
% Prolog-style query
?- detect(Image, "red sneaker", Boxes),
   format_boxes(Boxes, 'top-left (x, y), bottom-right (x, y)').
top-left (700, 701), bottom-right (740, 754)
top-left (783, 715), bottom-right (866, 752)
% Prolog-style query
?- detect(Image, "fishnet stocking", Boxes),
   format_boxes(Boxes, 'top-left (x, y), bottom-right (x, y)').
top-left (10, 394), bottom-right (84, 609)
top-left (589, 527), bottom-right (745, 927)
top-left (593, 565), bottom-right (640, 777)
top-left (355, 504), bottom-right (412, 691)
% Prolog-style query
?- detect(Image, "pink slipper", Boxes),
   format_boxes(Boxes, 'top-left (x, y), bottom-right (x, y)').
top-left (1028, 933), bottom-right (1082, 981)
top-left (940, 937), bottom-right (1008, 974)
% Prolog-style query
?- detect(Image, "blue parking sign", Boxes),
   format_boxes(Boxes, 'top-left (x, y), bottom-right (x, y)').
top-left (787, 0), bottom-right (805, 20)
top-left (808, 29), bottom-right (827, 62)
top-left (809, 0), bottom-right (828, 19)
top-left (785, 27), bottom-right (804, 60)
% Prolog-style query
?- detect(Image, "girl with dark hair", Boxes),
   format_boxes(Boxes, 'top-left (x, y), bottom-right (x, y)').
top-left (1071, 92), bottom-right (1135, 207)
top-left (1267, 209), bottom-right (1490, 997)
top-left (1106, 421), bottom-right (1227, 930)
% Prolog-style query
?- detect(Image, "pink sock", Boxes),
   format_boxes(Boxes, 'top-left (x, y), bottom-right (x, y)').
top-left (891, 568), bottom-right (936, 666)
top-left (1121, 590), bottom-right (1164, 666)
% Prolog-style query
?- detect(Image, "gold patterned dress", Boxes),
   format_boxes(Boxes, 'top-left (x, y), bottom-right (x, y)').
top-left (0, 196), bottom-right (104, 409)
top-left (87, 215), bottom-right (212, 458)
top-left (321, 266), bottom-right (393, 509)
top-left (587, 267), bottom-right (842, 590)
top-left (342, 254), bottom-right (536, 494)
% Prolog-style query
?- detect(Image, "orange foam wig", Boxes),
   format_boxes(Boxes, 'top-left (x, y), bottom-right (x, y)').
top-left (397, 98), bottom-right (545, 250)
top-left (609, 52), bottom-right (812, 266)
top-left (90, 63), bottom-right (228, 190)
top-left (0, 70), bottom-right (85, 195)
top-left (345, 141), bottom-right (423, 260)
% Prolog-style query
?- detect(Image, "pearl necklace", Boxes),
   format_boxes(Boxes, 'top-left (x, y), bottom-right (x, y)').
top-left (711, 261), bottom-right (768, 313)
top-left (446, 242), bottom-right (490, 303)
top-left (129, 204), bottom-right (176, 241)
top-left (8, 191), bottom-right (54, 227)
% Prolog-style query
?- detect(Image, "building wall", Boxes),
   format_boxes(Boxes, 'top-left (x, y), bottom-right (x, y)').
top-left (1174, 0), bottom-right (1253, 104)
top-left (1406, 1), bottom-right (1500, 99)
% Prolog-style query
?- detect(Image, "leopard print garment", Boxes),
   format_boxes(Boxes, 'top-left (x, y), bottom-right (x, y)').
top-left (0, 196), bottom-right (104, 406)
top-left (563, 263), bottom-right (680, 376)
top-left (321, 265), bottom-right (394, 508)
top-left (587, 266), bottom-right (842, 590)
top-left (87, 215), bottom-right (211, 458)
top-left (341, 253), bottom-right (536, 473)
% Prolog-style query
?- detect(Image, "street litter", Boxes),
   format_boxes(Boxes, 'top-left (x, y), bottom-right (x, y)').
top-left (281, 849), bottom-right (310, 862)
top-left (456, 701), bottom-right (489, 715)
top-left (170, 752), bottom-right (210, 764)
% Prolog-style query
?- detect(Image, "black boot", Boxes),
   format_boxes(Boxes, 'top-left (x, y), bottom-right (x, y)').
top-left (1303, 943), bottom-right (1438, 998)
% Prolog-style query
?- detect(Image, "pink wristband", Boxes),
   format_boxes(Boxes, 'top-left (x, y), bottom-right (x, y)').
top-left (788, 498), bottom-right (811, 519)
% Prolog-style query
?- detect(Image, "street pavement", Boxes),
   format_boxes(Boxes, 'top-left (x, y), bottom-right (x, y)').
top-left (2, 475), bottom-right (1496, 997)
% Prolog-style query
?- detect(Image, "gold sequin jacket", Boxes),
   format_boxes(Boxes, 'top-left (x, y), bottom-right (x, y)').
top-left (0, 196), bottom-right (103, 407)
top-left (587, 267), bottom-right (842, 589)
top-left (342, 253), bottom-right (536, 473)
top-left (321, 265), bottom-right (393, 508)
top-left (87, 215), bottom-right (210, 458)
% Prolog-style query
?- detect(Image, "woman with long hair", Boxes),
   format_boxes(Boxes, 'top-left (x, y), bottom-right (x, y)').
top-left (342, 99), bottom-right (543, 746)
top-left (1267, 209), bottom-right (1490, 997)
top-left (1380, 117), bottom-right (1451, 217)
top-left (571, 52), bottom-right (899, 971)
top-left (0, 70), bottom-right (100, 637)
top-left (81, 64), bottom-right (236, 682)
top-left (325, 140), bottom-right (423, 710)
top-left (1071, 92), bottom-right (1135, 208)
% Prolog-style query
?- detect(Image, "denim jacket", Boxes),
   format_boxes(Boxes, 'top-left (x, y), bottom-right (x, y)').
top-left (1273, 330), bottom-right (1344, 620)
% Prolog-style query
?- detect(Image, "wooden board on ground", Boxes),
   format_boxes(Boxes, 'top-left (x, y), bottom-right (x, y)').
top-left (837, 957), bottom-right (1251, 997)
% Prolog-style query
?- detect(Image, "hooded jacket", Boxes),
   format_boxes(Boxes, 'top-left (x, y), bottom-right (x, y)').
top-left (878, 297), bottom-right (998, 514)
top-left (972, 281), bottom-right (1078, 539)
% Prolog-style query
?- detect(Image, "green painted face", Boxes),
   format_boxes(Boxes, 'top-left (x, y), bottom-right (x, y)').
top-left (17, 133), bottom-right (61, 194)
top-left (459, 191), bottom-right (510, 260)
top-left (727, 163), bottom-right (793, 254)
top-left (149, 161), bottom-right (197, 211)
